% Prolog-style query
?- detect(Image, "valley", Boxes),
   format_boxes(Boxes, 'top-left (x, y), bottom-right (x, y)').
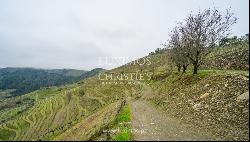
top-left (1, 41), bottom-right (248, 141)
top-left (0, 40), bottom-right (249, 141)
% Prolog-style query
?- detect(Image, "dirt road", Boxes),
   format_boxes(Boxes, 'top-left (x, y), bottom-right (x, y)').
top-left (131, 100), bottom-right (217, 141)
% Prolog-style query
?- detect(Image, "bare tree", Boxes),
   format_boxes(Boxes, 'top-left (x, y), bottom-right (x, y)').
top-left (178, 8), bottom-right (237, 74)
top-left (167, 27), bottom-right (190, 73)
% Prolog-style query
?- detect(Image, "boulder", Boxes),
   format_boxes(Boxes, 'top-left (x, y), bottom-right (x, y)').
top-left (200, 93), bottom-right (210, 99)
top-left (236, 91), bottom-right (249, 102)
top-left (193, 103), bottom-right (202, 111)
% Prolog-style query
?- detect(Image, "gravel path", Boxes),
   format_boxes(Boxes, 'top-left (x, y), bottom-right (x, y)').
top-left (131, 100), bottom-right (216, 141)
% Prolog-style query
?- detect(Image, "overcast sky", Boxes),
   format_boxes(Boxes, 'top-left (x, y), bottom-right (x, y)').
top-left (0, 0), bottom-right (249, 70)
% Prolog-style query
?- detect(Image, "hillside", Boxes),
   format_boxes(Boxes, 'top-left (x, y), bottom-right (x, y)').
top-left (0, 68), bottom-right (104, 97)
top-left (202, 42), bottom-right (249, 70)
top-left (0, 74), bottom-right (141, 140)
top-left (112, 43), bottom-right (249, 140)
top-left (0, 43), bottom-right (249, 141)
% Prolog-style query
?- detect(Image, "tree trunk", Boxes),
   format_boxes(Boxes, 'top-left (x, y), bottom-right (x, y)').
top-left (182, 65), bottom-right (187, 73)
top-left (193, 51), bottom-right (200, 74)
top-left (177, 65), bottom-right (181, 72)
top-left (193, 63), bottom-right (198, 74)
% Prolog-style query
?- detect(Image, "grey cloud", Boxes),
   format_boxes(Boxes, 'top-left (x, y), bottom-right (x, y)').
top-left (0, 0), bottom-right (249, 70)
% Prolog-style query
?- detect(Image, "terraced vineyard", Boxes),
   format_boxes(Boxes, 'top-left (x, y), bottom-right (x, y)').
top-left (0, 75), bottom-right (142, 141)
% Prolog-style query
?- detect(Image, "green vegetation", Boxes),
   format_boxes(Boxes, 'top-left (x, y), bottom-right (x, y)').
top-left (0, 89), bottom-right (15, 99)
top-left (113, 105), bottom-right (132, 141)
top-left (0, 72), bottom-right (141, 141)
top-left (0, 68), bottom-right (104, 96)
top-left (89, 102), bottom-right (133, 141)
top-left (54, 101), bottom-right (124, 141)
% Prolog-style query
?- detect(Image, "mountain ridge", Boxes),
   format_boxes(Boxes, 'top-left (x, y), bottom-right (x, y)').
top-left (0, 67), bottom-right (105, 96)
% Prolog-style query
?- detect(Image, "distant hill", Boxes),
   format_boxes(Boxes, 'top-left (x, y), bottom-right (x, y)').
top-left (44, 69), bottom-right (88, 77)
top-left (0, 67), bottom-right (105, 97)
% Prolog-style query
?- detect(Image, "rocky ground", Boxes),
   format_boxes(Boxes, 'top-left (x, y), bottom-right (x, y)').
top-left (148, 71), bottom-right (249, 141)
top-left (131, 100), bottom-right (218, 141)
